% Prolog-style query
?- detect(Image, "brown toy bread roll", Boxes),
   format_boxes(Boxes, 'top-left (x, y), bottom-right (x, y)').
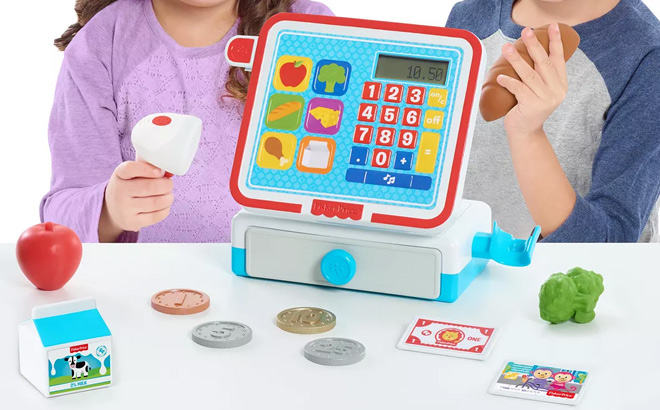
top-left (479, 24), bottom-right (581, 122)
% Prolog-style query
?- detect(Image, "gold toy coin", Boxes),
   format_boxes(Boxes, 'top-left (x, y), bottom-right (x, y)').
top-left (276, 307), bottom-right (336, 334)
top-left (151, 289), bottom-right (210, 315)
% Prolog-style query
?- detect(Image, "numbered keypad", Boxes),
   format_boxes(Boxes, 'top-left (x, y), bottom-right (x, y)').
top-left (348, 80), bottom-right (448, 191)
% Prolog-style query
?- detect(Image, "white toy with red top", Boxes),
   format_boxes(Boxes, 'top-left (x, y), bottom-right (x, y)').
top-left (131, 113), bottom-right (202, 176)
top-left (226, 14), bottom-right (540, 302)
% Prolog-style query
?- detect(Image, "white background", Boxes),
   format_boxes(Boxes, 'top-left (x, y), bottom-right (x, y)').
top-left (2, 242), bottom-right (660, 409)
top-left (0, 0), bottom-right (658, 242)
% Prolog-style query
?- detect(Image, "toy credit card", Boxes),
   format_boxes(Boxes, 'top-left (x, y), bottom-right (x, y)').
top-left (396, 317), bottom-right (498, 360)
top-left (488, 361), bottom-right (590, 405)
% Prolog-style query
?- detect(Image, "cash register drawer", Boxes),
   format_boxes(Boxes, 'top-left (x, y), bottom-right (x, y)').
top-left (245, 227), bottom-right (442, 299)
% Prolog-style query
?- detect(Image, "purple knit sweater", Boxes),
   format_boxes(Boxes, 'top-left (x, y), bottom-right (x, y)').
top-left (41, 0), bottom-right (333, 243)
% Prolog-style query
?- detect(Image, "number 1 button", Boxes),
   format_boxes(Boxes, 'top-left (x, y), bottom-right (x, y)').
top-left (362, 82), bottom-right (382, 100)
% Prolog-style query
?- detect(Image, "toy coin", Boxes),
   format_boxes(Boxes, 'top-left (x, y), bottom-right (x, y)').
top-left (276, 307), bottom-right (336, 334)
top-left (304, 337), bottom-right (366, 366)
top-left (151, 289), bottom-right (210, 315)
top-left (192, 321), bottom-right (252, 349)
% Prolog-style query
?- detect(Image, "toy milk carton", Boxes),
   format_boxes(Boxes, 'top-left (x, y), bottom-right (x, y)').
top-left (18, 298), bottom-right (112, 397)
top-left (224, 14), bottom-right (541, 303)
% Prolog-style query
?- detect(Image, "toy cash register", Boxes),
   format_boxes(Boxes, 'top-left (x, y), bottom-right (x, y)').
top-left (225, 14), bottom-right (540, 302)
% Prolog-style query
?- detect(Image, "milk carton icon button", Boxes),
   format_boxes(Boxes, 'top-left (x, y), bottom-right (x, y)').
top-left (297, 137), bottom-right (336, 174)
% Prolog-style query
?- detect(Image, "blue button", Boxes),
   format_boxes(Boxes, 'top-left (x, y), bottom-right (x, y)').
top-left (393, 151), bottom-right (414, 170)
top-left (313, 60), bottom-right (352, 96)
top-left (321, 250), bottom-right (356, 286)
top-left (365, 170), bottom-right (412, 188)
top-left (411, 175), bottom-right (432, 190)
top-left (349, 146), bottom-right (369, 166)
top-left (346, 168), bottom-right (367, 183)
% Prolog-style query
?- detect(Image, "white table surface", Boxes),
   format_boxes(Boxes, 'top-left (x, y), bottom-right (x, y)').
top-left (1, 243), bottom-right (658, 409)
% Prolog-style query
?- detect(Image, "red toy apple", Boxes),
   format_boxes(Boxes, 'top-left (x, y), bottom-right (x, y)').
top-left (16, 222), bottom-right (83, 291)
top-left (279, 61), bottom-right (307, 87)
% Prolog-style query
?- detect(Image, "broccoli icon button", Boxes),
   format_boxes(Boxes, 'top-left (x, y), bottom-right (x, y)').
top-left (313, 60), bottom-right (351, 96)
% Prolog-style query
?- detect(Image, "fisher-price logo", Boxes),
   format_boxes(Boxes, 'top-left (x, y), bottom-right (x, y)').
top-left (547, 391), bottom-right (576, 399)
top-left (311, 200), bottom-right (363, 221)
top-left (69, 344), bottom-right (88, 354)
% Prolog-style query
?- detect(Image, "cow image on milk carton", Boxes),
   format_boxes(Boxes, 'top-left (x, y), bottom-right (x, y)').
top-left (18, 298), bottom-right (112, 397)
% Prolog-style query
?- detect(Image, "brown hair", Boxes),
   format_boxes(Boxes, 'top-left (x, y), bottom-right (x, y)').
top-left (54, 0), bottom-right (296, 101)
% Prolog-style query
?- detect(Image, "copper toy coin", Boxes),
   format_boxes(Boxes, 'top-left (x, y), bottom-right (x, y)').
top-left (151, 289), bottom-right (210, 315)
top-left (276, 307), bottom-right (336, 334)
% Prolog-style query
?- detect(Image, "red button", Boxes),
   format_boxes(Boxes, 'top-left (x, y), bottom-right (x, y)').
top-left (406, 87), bottom-right (426, 105)
top-left (379, 106), bottom-right (400, 125)
top-left (226, 37), bottom-right (256, 64)
top-left (372, 149), bottom-right (392, 168)
top-left (376, 127), bottom-right (396, 146)
top-left (362, 82), bottom-right (382, 100)
top-left (357, 103), bottom-right (378, 122)
top-left (353, 125), bottom-right (373, 144)
top-left (152, 116), bottom-right (172, 126)
top-left (384, 84), bottom-right (404, 103)
top-left (402, 108), bottom-right (422, 127)
top-left (398, 130), bottom-right (418, 149)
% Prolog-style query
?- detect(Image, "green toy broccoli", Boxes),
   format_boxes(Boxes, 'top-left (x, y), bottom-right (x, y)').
top-left (539, 267), bottom-right (604, 324)
top-left (318, 63), bottom-right (346, 93)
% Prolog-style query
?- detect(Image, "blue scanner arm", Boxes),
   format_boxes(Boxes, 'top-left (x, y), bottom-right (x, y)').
top-left (472, 222), bottom-right (541, 267)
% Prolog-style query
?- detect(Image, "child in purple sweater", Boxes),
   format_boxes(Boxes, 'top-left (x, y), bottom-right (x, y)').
top-left (41, 0), bottom-right (333, 243)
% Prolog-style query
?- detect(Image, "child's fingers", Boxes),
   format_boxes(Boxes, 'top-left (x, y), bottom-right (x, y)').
top-left (520, 27), bottom-right (557, 85)
top-left (548, 23), bottom-right (568, 82)
top-left (136, 207), bottom-right (171, 228)
top-left (496, 74), bottom-right (536, 104)
top-left (115, 161), bottom-right (165, 180)
top-left (124, 177), bottom-right (174, 198)
top-left (132, 193), bottom-right (174, 214)
top-left (501, 43), bottom-right (548, 99)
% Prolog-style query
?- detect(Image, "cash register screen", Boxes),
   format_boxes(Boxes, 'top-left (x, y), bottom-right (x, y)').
top-left (375, 54), bottom-right (449, 86)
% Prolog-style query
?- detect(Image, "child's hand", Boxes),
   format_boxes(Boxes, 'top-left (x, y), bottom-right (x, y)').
top-left (497, 23), bottom-right (568, 139)
top-left (99, 161), bottom-right (174, 241)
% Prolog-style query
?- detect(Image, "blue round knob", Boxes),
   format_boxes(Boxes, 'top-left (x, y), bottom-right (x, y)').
top-left (321, 250), bottom-right (356, 286)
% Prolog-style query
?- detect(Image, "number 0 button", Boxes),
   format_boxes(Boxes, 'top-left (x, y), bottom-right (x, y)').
top-left (372, 149), bottom-right (392, 168)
